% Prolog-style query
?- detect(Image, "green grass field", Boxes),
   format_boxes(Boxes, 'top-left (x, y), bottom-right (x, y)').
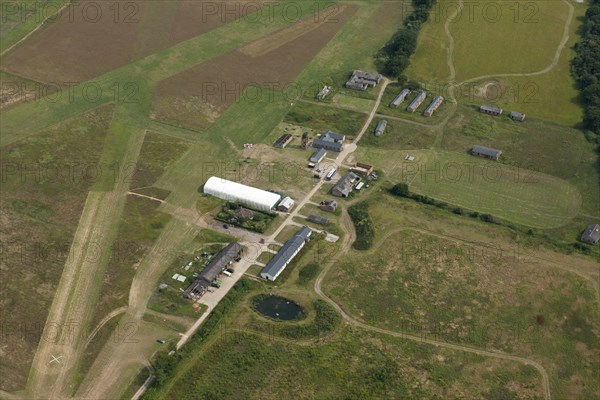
top-left (361, 117), bottom-right (438, 150)
top-left (442, 105), bottom-right (599, 218)
top-left (357, 148), bottom-right (582, 229)
top-left (406, 0), bottom-right (583, 126)
top-left (324, 194), bottom-right (600, 400)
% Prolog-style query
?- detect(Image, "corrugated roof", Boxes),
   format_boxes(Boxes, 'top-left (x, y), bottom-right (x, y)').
top-left (261, 227), bottom-right (312, 280)
top-left (471, 145), bottom-right (502, 158)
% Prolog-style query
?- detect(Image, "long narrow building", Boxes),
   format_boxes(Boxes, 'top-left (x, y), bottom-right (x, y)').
top-left (407, 91), bottom-right (426, 113)
top-left (260, 227), bottom-right (312, 281)
top-left (184, 243), bottom-right (244, 300)
top-left (203, 176), bottom-right (281, 212)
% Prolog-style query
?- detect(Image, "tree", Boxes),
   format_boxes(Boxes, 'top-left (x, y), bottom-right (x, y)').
top-left (390, 183), bottom-right (410, 197)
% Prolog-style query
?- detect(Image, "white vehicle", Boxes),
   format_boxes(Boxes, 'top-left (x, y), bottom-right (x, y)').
top-left (325, 168), bottom-right (337, 181)
top-left (222, 270), bottom-right (233, 277)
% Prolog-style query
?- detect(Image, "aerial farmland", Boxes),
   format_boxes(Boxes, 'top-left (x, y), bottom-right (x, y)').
top-left (0, 1), bottom-right (598, 399)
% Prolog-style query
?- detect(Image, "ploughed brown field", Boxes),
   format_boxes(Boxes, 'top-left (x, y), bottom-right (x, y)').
top-left (152, 4), bottom-right (358, 131)
top-left (1, 0), bottom-right (266, 83)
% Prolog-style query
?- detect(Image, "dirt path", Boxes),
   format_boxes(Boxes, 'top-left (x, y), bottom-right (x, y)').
top-left (83, 306), bottom-right (128, 348)
top-left (459, 0), bottom-right (574, 85)
top-left (25, 126), bottom-right (147, 399)
top-left (314, 209), bottom-right (553, 400)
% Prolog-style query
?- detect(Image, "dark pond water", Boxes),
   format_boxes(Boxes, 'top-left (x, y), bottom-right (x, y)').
top-left (252, 295), bottom-right (305, 321)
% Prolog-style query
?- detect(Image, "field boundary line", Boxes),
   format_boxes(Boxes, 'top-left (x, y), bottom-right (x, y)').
top-left (1, 1), bottom-right (70, 57)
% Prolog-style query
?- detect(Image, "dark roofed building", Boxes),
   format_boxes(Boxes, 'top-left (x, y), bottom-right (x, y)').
top-left (581, 224), bottom-right (600, 245)
top-left (346, 70), bottom-right (382, 91)
top-left (319, 200), bottom-right (337, 212)
top-left (321, 130), bottom-right (345, 143)
top-left (260, 226), bottom-right (312, 281)
top-left (510, 111), bottom-right (526, 122)
top-left (184, 243), bottom-right (243, 300)
top-left (307, 215), bottom-right (329, 225)
top-left (424, 96), bottom-right (444, 117)
top-left (390, 89), bottom-right (411, 108)
top-left (479, 105), bottom-right (503, 116)
top-left (332, 172), bottom-right (360, 197)
top-left (310, 148), bottom-right (327, 163)
top-left (375, 119), bottom-right (387, 137)
top-left (313, 138), bottom-right (343, 152)
top-left (273, 133), bottom-right (293, 148)
top-left (471, 145), bottom-right (502, 161)
top-left (407, 91), bottom-right (426, 113)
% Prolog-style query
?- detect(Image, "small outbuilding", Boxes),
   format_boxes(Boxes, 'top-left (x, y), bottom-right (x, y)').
top-left (510, 111), bottom-right (526, 122)
top-left (319, 200), bottom-right (337, 212)
top-left (471, 145), bottom-right (502, 161)
top-left (277, 197), bottom-right (295, 212)
top-left (310, 148), bottom-right (327, 163)
top-left (581, 224), bottom-right (600, 245)
top-left (407, 91), bottom-right (426, 113)
top-left (390, 89), bottom-right (411, 108)
top-left (375, 119), bottom-right (387, 137)
top-left (307, 215), bottom-right (329, 225)
top-left (479, 105), bottom-right (503, 116)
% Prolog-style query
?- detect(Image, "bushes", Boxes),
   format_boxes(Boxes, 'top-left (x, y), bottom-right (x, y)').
top-left (375, 0), bottom-right (438, 79)
top-left (348, 202), bottom-right (375, 250)
top-left (298, 262), bottom-right (321, 284)
top-left (146, 279), bottom-right (257, 392)
top-left (571, 0), bottom-right (600, 140)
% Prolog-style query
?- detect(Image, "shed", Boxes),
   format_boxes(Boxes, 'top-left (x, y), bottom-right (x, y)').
top-left (390, 89), bottom-right (411, 108)
top-left (471, 145), bottom-right (502, 161)
top-left (277, 196), bottom-right (295, 212)
top-left (307, 215), bottom-right (329, 225)
top-left (581, 224), bottom-right (600, 245)
top-left (375, 119), bottom-right (387, 137)
top-left (310, 148), bottom-right (327, 163)
top-left (407, 91), bottom-right (426, 113)
top-left (479, 105), bottom-right (503, 116)
top-left (510, 111), bottom-right (526, 122)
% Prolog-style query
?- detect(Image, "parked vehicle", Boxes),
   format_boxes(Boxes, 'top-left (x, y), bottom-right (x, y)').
top-left (222, 270), bottom-right (232, 277)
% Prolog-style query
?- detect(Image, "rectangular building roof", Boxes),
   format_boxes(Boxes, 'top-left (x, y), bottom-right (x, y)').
top-left (185, 243), bottom-right (243, 297)
top-left (204, 176), bottom-right (281, 212)
top-left (471, 145), bottom-right (502, 158)
top-left (332, 172), bottom-right (360, 197)
top-left (310, 148), bottom-right (327, 163)
top-left (480, 105), bottom-right (503, 114)
top-left (390, 89), bottom-right (411, 107)
top-left (261, 227), bottom-right (312, 280)
top-left (313, 138), bottom-right (343, 152)
top-left (375, 119), bottom-right (387, 136)
top-left (581, 223), bottom-right (600, 243)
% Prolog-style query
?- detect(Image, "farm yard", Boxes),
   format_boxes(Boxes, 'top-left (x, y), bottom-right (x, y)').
top-left (1, 0), bottom-right (598, 399)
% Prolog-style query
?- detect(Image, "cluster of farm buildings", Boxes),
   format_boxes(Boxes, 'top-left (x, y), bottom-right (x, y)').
top-left (185, 68), bottom-right (599, 305)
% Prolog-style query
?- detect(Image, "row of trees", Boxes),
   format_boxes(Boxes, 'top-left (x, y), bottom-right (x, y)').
top-left (347, 202), bottom-right (375, 250)
top-left (374, 0), bottom-right (438, 80)
top-left (572, 0), bottom-right (600, 140)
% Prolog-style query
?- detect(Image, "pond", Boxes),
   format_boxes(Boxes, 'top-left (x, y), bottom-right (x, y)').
top-left (252, 294), bottom-right (306, 321)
